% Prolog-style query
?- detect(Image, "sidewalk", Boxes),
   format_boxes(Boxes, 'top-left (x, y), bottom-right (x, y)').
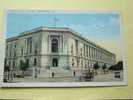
top-left (8, 72), bottom-right (123, 83)
top-left (93, 73), bottom-right (123, 82)
top-left (10, 76), bottom-right (79, 83)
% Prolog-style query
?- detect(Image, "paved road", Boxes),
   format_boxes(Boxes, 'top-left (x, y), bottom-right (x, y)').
top-left (8, 72), bottom-right (123, 83)
top-left (93, 73), bottom-right (123, 82)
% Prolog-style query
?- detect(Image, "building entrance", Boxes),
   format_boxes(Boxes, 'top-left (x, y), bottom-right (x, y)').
top-left (52, 58), bottom-right (58, 67)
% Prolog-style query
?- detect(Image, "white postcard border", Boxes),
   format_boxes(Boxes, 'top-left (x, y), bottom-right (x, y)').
top-left (0, 10), bottom-right (128, 87)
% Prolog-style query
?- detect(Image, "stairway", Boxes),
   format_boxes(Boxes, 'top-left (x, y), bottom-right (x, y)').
top-left (38, 67), bottom-right (74, 78)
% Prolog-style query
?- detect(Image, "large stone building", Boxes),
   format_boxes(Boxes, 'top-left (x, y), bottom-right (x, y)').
top-left (5, 26), bottom-right (116, 78)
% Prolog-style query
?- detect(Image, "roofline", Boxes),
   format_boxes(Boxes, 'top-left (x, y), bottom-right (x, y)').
top-left (68, 30), bottom-right (115, 56)
top-left (6, 36), bottom-right (18, 42)
top-left (6, 26), bottom-right (116, 56)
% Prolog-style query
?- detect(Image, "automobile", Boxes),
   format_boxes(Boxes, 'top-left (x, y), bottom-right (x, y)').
top-left (114, 71), bottom-right (121, 78)
top-left (80, 70), bottom-right (94, 81)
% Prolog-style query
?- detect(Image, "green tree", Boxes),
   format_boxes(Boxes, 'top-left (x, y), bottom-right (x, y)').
top-left (93, 62), bottom-right (100, 75)
top-left (117, 61), bottom-right (123, 70)
top-left (4, 59), bottom-right (10, 81)
top-left (109, 61), bottom-right (123, 71)
top-left (102, 64), bottom-right (107, 74)
top-left (4, 65), bottom-right (10, 72)
top-left (109, 65), bottom-right (115, 71)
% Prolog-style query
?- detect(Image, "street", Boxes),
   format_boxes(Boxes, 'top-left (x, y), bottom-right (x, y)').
top-left (9, 72), bottom-right (123, 83)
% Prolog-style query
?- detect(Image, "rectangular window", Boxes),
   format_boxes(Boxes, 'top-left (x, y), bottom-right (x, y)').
top-left (13, 61), bottom-right (15, 69)
top-left (6, 45), bottom-right (8, 50)
top-left (94, 48), bottom-right (96, 59)
top-left (91, 47), bottom-right (93, 59)
top-left (9, 61), bottom-right (11, 66)
top-left (89, 46), bottom-right (91, 59)
top-left (26, 59), bottom-right (29, 67)
top-left (27, 37), bottom-right (32, 53)
top-left (10, 44), bottom-right (12, 57)
top-left (34, 58), bottom-right (37, 66)
top-left (14, 43), bottom-right (16, 48)
top-left (34, 42), bottom-right (38, 54)
top-left (75, 39), bottom-right (78, 55)
top-left (84, 44), bottom-right (85, 56)
top-left (86, 45), bottom-right (88, 57)
top-left (6, 45), bottom-right (8, 57)
top-left (77, 58), bottom-right (79, 67)
top-left (14, 43), bottom-right (16, 57)
top-left (21, 48), bottom-right (23, 55)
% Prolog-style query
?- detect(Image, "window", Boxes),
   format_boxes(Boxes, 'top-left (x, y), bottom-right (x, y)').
top-left (92, 47), bottom-right (94, 58)
top-left (21, 48), bottom-right (23, 55)
top-left (9, 61), bottom-right (11, 66)
top-left (34, 42), bottom-right (38, 54)
top-left (34, 58), bottom-right (37, 66)
top-left (14, 50), bottom-right (16, 57)
top-left (81, 60), bottom-right (83, 68)
top-left (14, 43), bottom-right (16, 48)
top-left (6, 45), bottom-right (8, 50)
top-left (84, 44), bottom-right (85, 56)
top-left (51, 38), bottom-right (58, 53)
top-left (20, 60), bottom-right (23, 65)
top-left (52, 58), bottom-right (58, 67)
top-left (10, 45), bottom-right (12, 57)
top-left (72, 58), bottom-right (74, 66)
top-left (88, 61), bottom-right (89, 67)
top-left (86, 45), bottom-right (88, 57)
top-left (89, 46), bottom-right (91, 58)
top-left (13, 61), bottom-right (15, 69)
top-left (6, 45), bottom-right (8, 57)
top-left (71, 44), bottom-right (73, 54)
top-left (13, 61), bottom-right (15, 66)
top-left (80, 48), bottom-right (82, 56)
top-left (26, 59), bottom-right (29, 67)
top-left (27, 37), bottom-right (32, 53)
top-left (77, 59), bottom-right (79, 67)
top-left (75, 39), bottom-right (78, 55)
top-left (14, 44), bottom-right (16, 57)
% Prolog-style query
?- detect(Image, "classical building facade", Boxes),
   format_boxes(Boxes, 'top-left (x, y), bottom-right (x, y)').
top-left (5, 27), bottom-right (116, 78)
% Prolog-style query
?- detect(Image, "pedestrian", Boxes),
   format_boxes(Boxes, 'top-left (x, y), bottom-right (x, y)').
top-left (73, 71), bottom-right (75, 77)
top-left (52, 72), bottom-right (54, 78)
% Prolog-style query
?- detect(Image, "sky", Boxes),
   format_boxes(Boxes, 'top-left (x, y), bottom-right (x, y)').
top-left (6, 11), bottom-right (123, 61)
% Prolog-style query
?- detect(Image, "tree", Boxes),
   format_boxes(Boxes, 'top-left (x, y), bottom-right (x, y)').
top-left (109, 65), bottom-right (115, 71)
top-left (117, 61), bottom-right (123, 70)
top-left (4, 65), bottom-right (10, 81)
top-left (102, 64), bottom-right (107, 74)
top-left (109, 61), bottom-right (123, 71)
top-left (4, 59), bottom-right (10, 81)
top-left (93, 62), bottom-right (100, 75)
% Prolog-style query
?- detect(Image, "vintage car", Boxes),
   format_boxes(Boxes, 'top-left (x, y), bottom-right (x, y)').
top-left (114, 71), bottom-right (121, 78)
top-left (80, 70), bottom-right (94, 81)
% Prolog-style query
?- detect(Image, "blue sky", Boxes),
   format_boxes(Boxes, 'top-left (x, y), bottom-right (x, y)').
top-left (6, 11), bottom-right (121, 42)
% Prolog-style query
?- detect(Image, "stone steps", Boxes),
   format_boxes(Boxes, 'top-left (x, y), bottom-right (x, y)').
top-left (38, 68), bottom-right (74, 78)
top-left (51, 71), bottom-right (73, 77)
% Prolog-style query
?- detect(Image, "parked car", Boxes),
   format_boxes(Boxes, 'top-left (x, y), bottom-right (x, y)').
top-left (80, 70), bottom-right (94, 81)
top-left (114, 71), bottom-right (121, 78)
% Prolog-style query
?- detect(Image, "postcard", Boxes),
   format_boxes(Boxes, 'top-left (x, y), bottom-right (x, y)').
top-left (0, 10), bottom-right (127, 87)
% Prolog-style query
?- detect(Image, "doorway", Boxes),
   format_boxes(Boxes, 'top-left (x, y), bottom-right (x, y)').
top-left (52, 58), bottom-right (58, 67)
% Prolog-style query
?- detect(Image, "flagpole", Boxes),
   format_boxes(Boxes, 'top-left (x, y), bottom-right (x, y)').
top-left (54, 17), bottom-right (56, 27)
top-left (54, 17), bottom-right (59, 28)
